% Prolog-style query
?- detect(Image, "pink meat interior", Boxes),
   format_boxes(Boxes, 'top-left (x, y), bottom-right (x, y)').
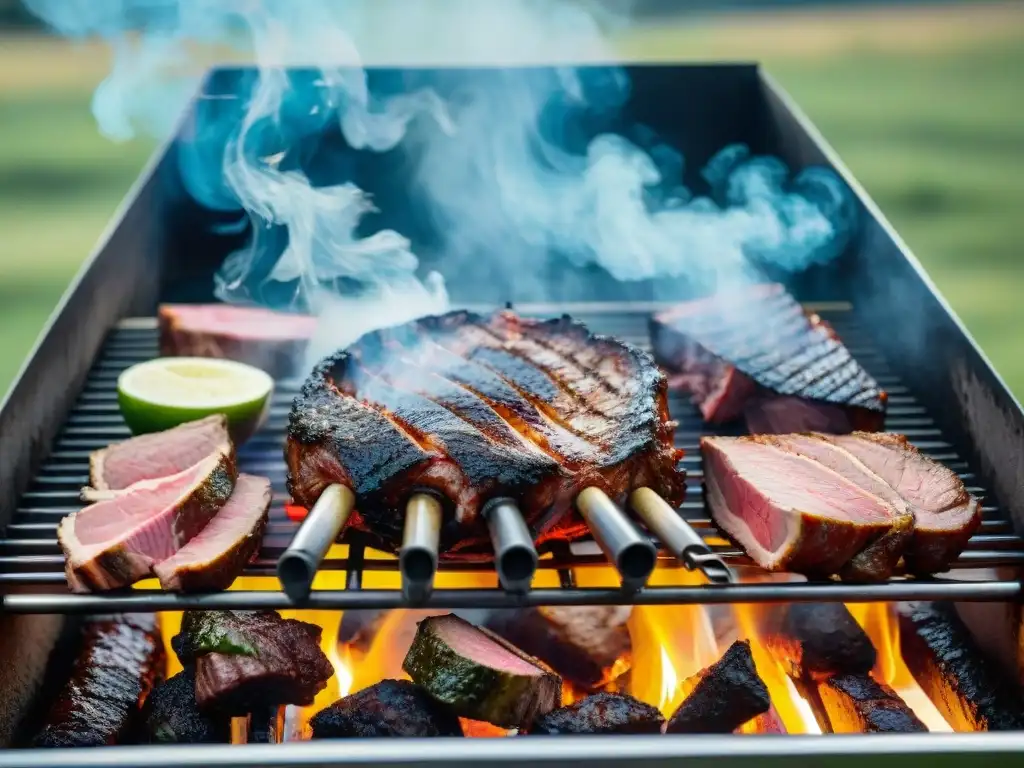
top-left (433, 616), bottom-right (542, 677)
top-left (169, 305), bottom-right (316, 341)
top-left (74, 459), bottom-right (210, 548)
top-left (101, 416), bottom-right (227, 490)
top-left (704, 439), bottom-right (894, 551)
top-left (155, 474), bottom-right (269, 569)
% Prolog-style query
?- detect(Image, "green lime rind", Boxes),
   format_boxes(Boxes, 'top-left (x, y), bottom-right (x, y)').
top-left (117, 359), bottom-right (273, 444)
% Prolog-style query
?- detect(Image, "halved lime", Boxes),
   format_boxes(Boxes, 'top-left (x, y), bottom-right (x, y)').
top-left (117, 357), bottom-right (274, 444)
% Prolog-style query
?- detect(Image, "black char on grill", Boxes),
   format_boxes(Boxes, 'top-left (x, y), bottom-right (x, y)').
top-left (33, 614), bottom-right (165, 748)
top-left (286, 311), bottom-right (686, 557)
top-left (172, 610), bottom-right (334, 715)
top-left (701, 432), bottom-right (980, 580)
top-left (816, 674), bottom-right (927, 733)
top-left (529, 692), bottom-right (664, 735)
top-left (665, 640), bottom-right (771, 734)
top-left (763, 603), bottom-right (876, 681)
top-left (310, 680), bottom-right (464, 739)
top-left (649, 283), bottom-right (886, 434)
top-left (142, 669), bottom-right (230, 744)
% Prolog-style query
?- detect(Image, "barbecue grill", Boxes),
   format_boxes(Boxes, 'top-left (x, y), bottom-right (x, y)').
top-left (0, 64), bottom-right (1022, 764)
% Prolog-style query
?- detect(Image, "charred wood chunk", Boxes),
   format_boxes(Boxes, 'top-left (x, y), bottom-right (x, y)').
top-left (899, 602), bottom-right (1024, 731)
top-left (665, 640), bottom-right (770, 734)
top-left (817, 674), bottom-right (927, 733)
top-left (764, 603), bottom-right (876, 681)
top-left (32, 614), bottom-right (165, 748)
top-left (486, 606), bottom-right (632, 691)
top-left (403, 613), bottom-right (562, 729)
top-left (143, 669), bottom-right (230, 744)
top-left (172, 610), bottom-right (333, 715)
top-left (529, 692), bottom-right (664, 735)
top-left (310, 680), bottom-right (464, 738)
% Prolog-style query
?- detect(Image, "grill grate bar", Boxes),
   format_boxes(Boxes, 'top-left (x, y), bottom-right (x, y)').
top-left (1, 307), bottom-right (1020, 611)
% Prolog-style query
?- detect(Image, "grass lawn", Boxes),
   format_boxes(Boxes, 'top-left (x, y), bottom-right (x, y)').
top-left (1, 2), bottom-right (1022, 395)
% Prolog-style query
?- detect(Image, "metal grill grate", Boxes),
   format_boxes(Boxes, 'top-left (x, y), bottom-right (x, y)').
top-left (1, 305), bottom-right (1022, 613)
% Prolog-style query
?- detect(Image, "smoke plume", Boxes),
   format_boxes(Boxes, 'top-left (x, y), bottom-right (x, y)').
top-left (24, 0), bottom-right (855, 353)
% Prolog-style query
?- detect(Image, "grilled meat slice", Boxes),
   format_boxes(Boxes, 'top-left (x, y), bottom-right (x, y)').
top-left (701, 435), bottom-right (904, 578)
top-left (899, 602), bottom-right (1024, 731)
top-left (60, 450), bottom-right (237, 592)
top-left (159, 304), bottom-right (317, 378)
top-left (758, 433), bottom-right (913, 581)
top-left (310, 680), bottom-right (464, 738)
top-left (486, 606), bottom-right (632, 691)
top-left (143, 669), bottom-right (230, 744)
top-left (153, 474), bottom-right (271, 592)
top-left (817, 674), bottom-right (927, 733)
top-left (33, 614), bottom-right (164, 747)
top-left (764, 603), bottom-right (876, 681)
top-left (650, 283), bottom-right (885, 434)
top-left (665, 640), bottom-right (771, 734)
top-left (817, 432), bottom-right (981, 573)
top-left (287, 310), bottom-right (685, 557)
top-left (87, 415), bottom-right (232, 495)
top-left (172, 610), bottom-right (333, 715)
top-left (403, 613), bottom-right (562, 729)
top-left (530, 692), bottom-right (664, 735)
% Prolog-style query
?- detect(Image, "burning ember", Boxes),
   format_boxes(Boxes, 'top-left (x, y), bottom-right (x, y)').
top-left (146, 561), bottom-right (963, 742)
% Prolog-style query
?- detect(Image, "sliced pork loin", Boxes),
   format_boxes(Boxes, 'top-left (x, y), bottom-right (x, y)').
top-left (701, 435), bottom-right (903, 578)
top-left (817, 432), bottom-right (981, 573)
top-left (153, 474), bottom-right (271, 592)
top-left (59, 450), bottom-right (237, 592)
top-left (87, 415), bottom-right (232, 495)
top-left (650, 283), bottom-right (886, 434)
top-left (159, 304), bottom-right (317, 379)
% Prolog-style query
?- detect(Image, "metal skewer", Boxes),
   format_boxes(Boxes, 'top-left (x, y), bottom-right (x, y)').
top-left (400, 492), bottom-right (443, 602)
top-left (629, 486), bottom-right (735, 584)
top-left (482, 497), bottom-right (538, 594)
top-left (277, 483), bottom-right (355, 601)
top-left (575, 487), bottom-right (657, 591)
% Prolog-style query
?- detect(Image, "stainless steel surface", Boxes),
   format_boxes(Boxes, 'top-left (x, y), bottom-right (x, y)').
top-left (630, 487), bottom-right (734, 584)
top-left (482, 497), bottom-right (538, 593)
top-left (276, 484), bottom-right (354, 601)
top-left (400, 493), bottom-right (443, 602)
top-left (576, 487), bottom-right (657, 591)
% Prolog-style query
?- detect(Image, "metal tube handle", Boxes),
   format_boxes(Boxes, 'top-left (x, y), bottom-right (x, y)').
top-left (400, 493), bottom-right (443, 603)
top-left (277, 484), bottom-right (355, 601)
top-left (576, 487), bottom-right (656, 592)
top-left (482, 497), bottom-right (538, 594)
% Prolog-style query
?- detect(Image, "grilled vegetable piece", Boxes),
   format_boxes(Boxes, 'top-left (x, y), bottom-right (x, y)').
top-left (143, 669), bottom-right (229, 744)
top-left (159, 303), bottom-right (317, 379)
top-left (286, 310), bottom-right (686, 558)
top-left (816, 432), bottom-right (981, 574)
top-left (665, 640), bottom-right (771, 734)
top-left (701, 435), bottom-right (902, 577)
top-left (87, 414), bottom-right (232, 494)
top-left (60, 449), bottom-right (237, 592)
top-left (172, 610), bottom-right (333, 715)
top-left (152, 474), bottom-right (271, 592)
top-left (310, 680), bottom-right (464, 739)
top-left (530, 692), bottom-right (664, 735)
top-left (486, 606), bottom-right (632, 690)
top-left (402, 613), bottom-right (562, 728)
top-left (649, 283), bottom-right (886, 433)
top-left (899, 602), bottom-right (1024, 731)
top-left (33, 614), bottom-right (164, 747)
top-left (816, 674), bottom-right (927, 733)
top-left (764, 603), bottom-right (876, 681)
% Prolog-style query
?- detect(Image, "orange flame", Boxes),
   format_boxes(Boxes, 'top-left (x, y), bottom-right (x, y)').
top-left (845, 603), bottom-right (952, 732)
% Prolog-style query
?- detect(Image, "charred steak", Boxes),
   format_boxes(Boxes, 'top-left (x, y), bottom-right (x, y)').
top-left (143, 669), bottom-right (230, 744)
top-left (153, 473), bottom-right (271, 592)
top-left (87, 415), bottom-right (232, 494)
top-left (530, 692), bottom-right (664, 735)
top-left (310, 680), bottom-right (464, 738)
top-left (33, 614), bottom-right (165, 748)
top-left (287, 310), bottom-right (685, 557)
top-left (172, 610), bottom-right (334, 715)
top-left (159, 303), bottom-right (317, 378)
top-left (650, 283), bottom-right (885, 434)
